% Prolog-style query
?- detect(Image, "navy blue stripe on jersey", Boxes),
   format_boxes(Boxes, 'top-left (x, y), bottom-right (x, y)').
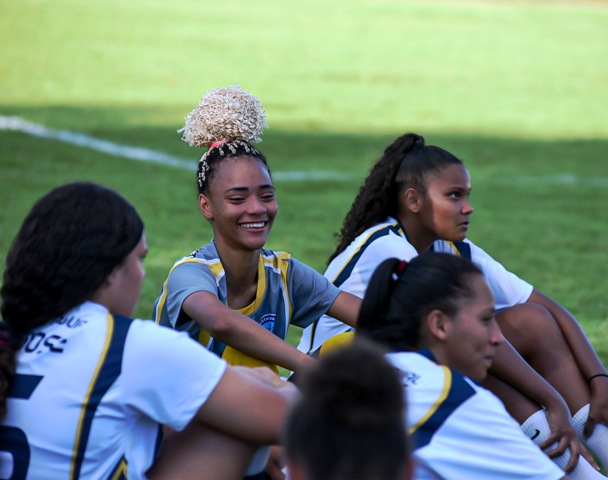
top-left (453, 241), bottom-right (471, 260)
top-left (72, 315), bottom-right (132, 480)
top-left (412, 371), bottom-right (475, 450)
top-left (333, 223), bottom-right (403, 288)
top-left (6, 374), bottom-right (43, 399)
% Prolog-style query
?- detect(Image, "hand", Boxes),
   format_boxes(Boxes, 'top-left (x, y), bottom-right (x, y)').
top-left (584, 375), bottom-right (608, 439)
top-left (541, 404), bottom-right (599, 473)
top-left (265, 445), bottom-right (286, 480)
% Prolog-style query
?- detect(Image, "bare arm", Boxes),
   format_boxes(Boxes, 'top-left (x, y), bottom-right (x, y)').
top-left (183, 291), bottom-right (314, 372)
top-left (326, 291), bottom-right (361, 328)
top-left (149, 366), bottom-right (298, 480)
top-left (529, 289), bottom-right (608, 437)
top-left (490, 337), bottom-right (581, 469)
top-left (195, 366), bottom-right (298, 443)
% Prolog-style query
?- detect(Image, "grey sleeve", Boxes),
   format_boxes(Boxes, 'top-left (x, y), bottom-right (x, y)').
top-left (288, 258), bottom-right (341, 328)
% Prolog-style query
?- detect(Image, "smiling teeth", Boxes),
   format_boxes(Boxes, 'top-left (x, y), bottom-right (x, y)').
top-left (242, 222), bottom-right (265, 228)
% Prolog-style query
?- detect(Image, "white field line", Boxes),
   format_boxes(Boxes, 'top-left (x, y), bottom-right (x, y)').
top-left (0, 115), bottom-right (357, 182)
top-left (2, 116), bottom-right (607, 187)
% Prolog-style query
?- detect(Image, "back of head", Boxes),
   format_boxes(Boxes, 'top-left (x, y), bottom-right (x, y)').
top-left (357, 252), bottom-right (482, 351)
top-left (179, 84), bottom-right (271, 194)
top-left (284, 339), bottom-right (408, 480)
top-left (1, 181), bottom-right (144, 335)
top-left (328, 134), bottom-right (463, 263)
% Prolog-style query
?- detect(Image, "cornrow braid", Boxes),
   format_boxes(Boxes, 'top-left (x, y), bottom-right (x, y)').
top-left (328, 133), bottom-right (424, 264)
top-left (196, 139), bottom-right (270, 194)
top-left (179, 84), bottom-right (270, 194)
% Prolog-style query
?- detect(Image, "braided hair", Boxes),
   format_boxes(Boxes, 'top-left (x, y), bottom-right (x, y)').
top-left (328, 133), bottom-right (463, 263)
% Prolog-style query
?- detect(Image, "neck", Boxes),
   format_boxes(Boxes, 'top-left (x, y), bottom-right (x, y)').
top-left (397, 213), bottom-right (436, 254)
top-left (214, 240), bottom-right (260, 287)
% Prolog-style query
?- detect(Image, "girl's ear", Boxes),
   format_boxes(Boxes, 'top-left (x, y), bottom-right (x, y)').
top-left (403, 187), bottom-right (422, 213)
top-left (426, 309), bottom-right (450, 342)
top-left (198, 194), bottom-right (214, 221)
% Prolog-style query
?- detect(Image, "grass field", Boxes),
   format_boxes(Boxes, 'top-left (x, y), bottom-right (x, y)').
top-left (1, 0), bottom-right (607, 360)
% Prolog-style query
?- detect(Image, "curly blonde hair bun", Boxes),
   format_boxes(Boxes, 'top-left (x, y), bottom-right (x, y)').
top-left (180, 83), bottom-right (268, 148)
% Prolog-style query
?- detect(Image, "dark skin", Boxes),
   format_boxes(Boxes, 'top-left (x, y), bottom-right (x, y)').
top-left (397, 163), bottom-right (605, 472)
top-left (185, 156), bottom-right (361, 373)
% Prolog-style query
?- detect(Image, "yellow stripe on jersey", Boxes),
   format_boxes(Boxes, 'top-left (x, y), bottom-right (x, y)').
top-left (261, 251), bottom-right (292, 319)
top-left (407, 365), bottom-right (452, 436)
top-left (154, 257), bottom-right (223, 324)
top-left (224, 252), bottom-right (290, 374)
top-left (236, 254), bottom-right (267, 315)
top-left (70, 313), bottom-right (115, 480)
top-left (110, 458), bottom-right (128, 480)
top-left (445, 241), bottom-right (460, 256)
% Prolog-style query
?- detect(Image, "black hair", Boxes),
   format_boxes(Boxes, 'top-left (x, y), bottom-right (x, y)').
top-left (197, 140), bottom-right (271, 195)
top-left (0, 182), bottom-right (143, 415)
top-left (357, 252), bottom-right (483, 351)
top-left (284, 338), bottom-right (408, 480)
top-left (328, 133), bottom-right (463, 263)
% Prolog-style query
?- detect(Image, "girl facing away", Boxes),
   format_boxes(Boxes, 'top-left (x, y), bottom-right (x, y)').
top-left (283, 338), bottom-right (412, 480)
top-left (153, 84), bottom-right (360, 375)
top-left (357, 252), bottom-right (567, 479)
top-left (0, 182), bottom-right (296, 480)
top-left (298, 133), bottom-right (608, 478)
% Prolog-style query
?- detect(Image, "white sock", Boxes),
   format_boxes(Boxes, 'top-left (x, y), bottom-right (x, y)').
top-left (246, 446), bottom-right (271, 476)
top-left (573, 404), bottom-right (608, 471)
top-left (522, 409), bottom-right (605, 479)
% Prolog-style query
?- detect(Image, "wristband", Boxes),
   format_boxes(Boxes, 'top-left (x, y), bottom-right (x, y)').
top-left (588, 373), bottom-right (608, 383)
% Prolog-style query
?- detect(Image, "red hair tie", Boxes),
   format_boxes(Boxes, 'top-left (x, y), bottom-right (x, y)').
top-left (208, 138), bottom-right (235, 150)
top-left (396, 260), bottom-right (408, 275)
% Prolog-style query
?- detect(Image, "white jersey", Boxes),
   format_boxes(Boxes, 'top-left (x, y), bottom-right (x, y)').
top-left (0, 301), bottom-right (226, 479)
top-left (298, 217), bottom-right (533, 353)
top-left (387, 350), bottom-right (564, 480)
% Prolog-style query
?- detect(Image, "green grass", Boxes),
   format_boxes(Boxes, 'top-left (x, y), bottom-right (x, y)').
top-left (1, 0), bottom-right (608, 360)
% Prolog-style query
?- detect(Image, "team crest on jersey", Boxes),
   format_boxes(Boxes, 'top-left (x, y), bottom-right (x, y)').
top-left (401, 370), bottom-right (421, 387)
top-left (259, 314), bottom-right (276, 333)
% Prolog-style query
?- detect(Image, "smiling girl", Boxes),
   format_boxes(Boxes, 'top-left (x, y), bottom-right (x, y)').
top-left (298, 133), bottom-right (608, 477)
top-left (154, 86), bottom-right (360, 379)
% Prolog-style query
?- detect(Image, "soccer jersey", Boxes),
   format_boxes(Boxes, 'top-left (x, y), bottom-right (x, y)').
top-left (297, 216), bottom-right (533, 353)
top-left (387, 350), bottom-right (564, 480)
top-left (154, 241), bottom-right (340, 370)
top-left (0, 301), bottom-right (226, 479)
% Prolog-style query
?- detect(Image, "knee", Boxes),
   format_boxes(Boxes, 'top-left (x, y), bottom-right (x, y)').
top-left (497, 303), bottom-right (562, 352)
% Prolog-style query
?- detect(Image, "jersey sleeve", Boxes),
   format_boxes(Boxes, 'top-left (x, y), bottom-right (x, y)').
top-left (121, 320), bottom-right (227, 432)
top-left (287, 258), bottom-right (341, 329)
top-left (416, 386), bottom-right (564, 480)
top-left (334, 232), bottom-right (418, 298)
top-left (163, 260), bottom-right (219, 329)
top-left (466, 240), bottom-right (534, 309)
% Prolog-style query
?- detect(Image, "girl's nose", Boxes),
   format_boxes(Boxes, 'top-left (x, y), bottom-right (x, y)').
top-left (490, 320), bottom-right (503, 346)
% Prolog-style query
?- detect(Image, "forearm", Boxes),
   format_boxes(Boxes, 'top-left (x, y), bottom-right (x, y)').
top-left (184, 292), bottom-right (313, 372)
top-left (490, 337), bottom-right (569, 413)
top-left (529, 289), bottom-right (607, 380)
top-left (217, 319), bottom-right (313, 372)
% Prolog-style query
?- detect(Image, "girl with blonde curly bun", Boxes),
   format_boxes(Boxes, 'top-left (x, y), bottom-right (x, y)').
top-left (153, 84), bottom-right (360, 479)
top-left (154, 84), bottom-right (359, 373)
